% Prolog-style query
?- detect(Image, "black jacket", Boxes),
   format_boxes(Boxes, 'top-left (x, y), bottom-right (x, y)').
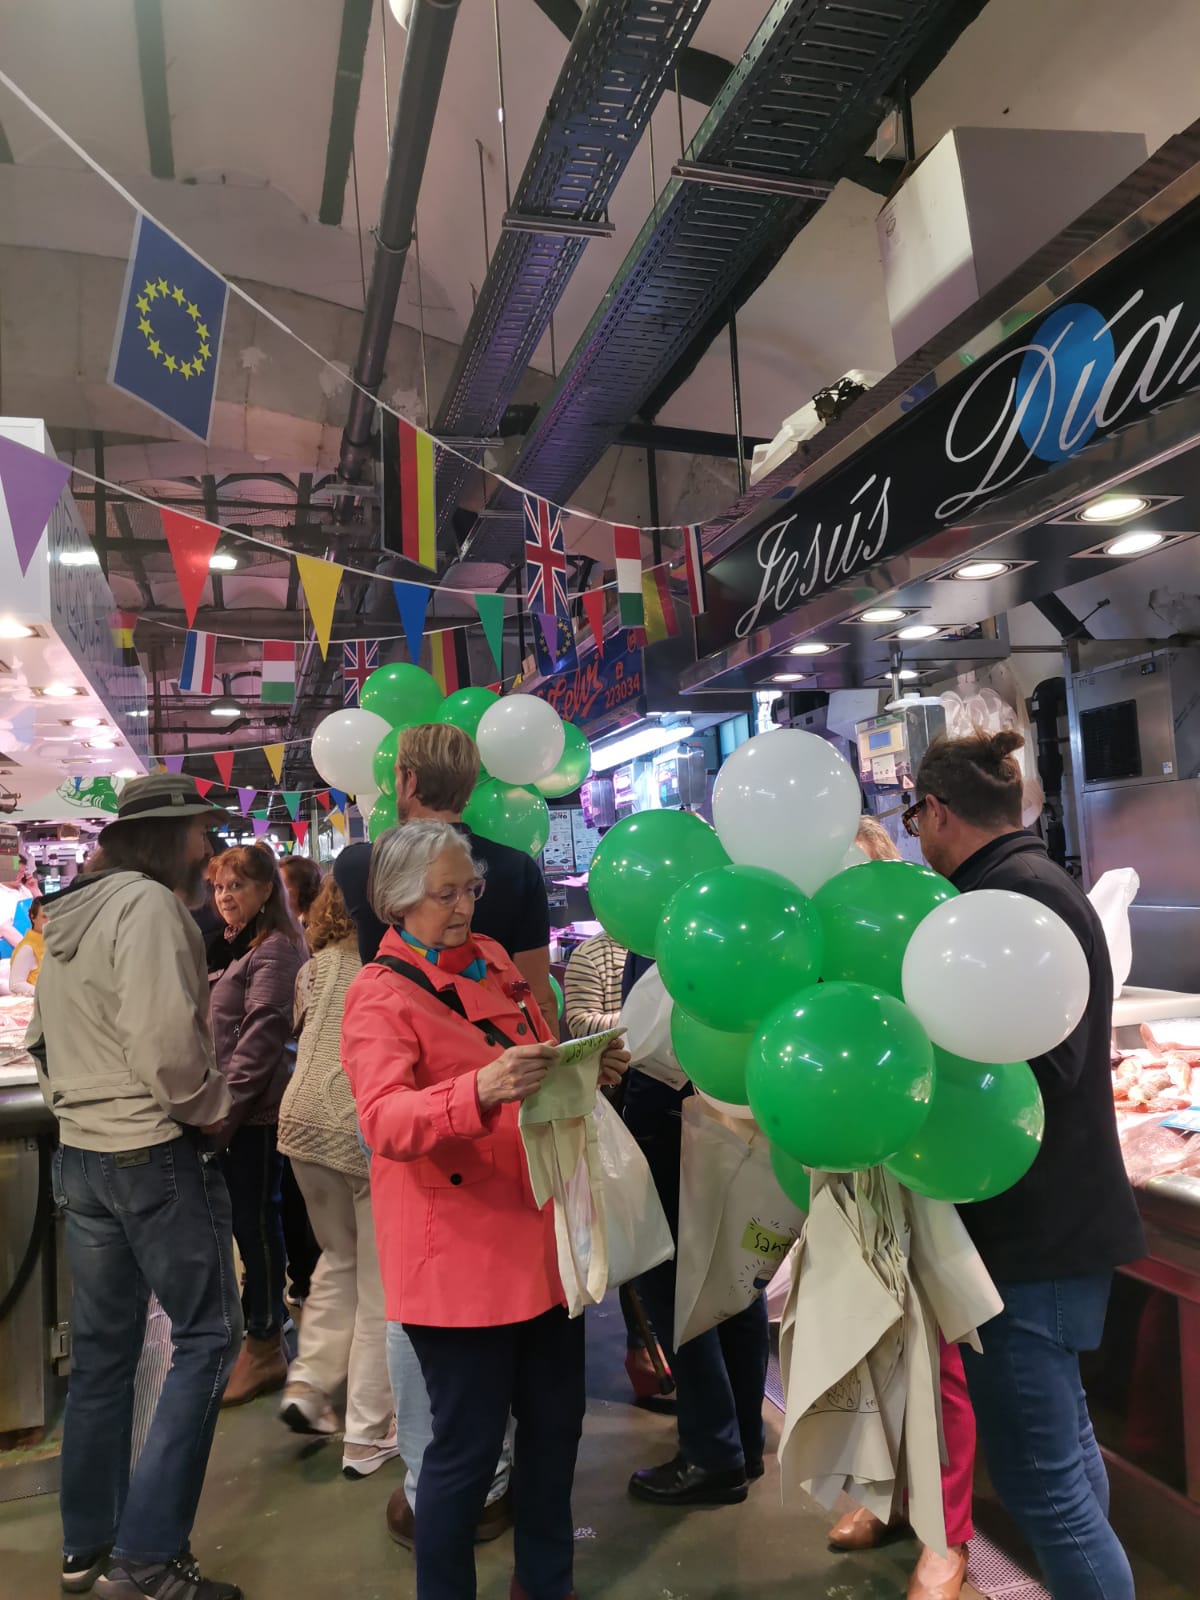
top-left (949, 833), bottom-right (1144, 1283)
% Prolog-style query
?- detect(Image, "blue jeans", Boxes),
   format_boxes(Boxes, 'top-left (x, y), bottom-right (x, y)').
top-left (220, 1123), bottom-right (285, 1340)
top-left (53, 1137), bottom-right (242, 1566)
top-left (962, 1274), bottom-right (1134, 1600)
top-left (386, 1321), bottom-right (512, 1512)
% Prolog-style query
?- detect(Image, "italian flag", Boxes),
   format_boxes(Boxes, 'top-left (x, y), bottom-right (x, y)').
top-left (261, 640), bottom-right (295, 704)
top-left (612, 525), bottom-right (644, 629)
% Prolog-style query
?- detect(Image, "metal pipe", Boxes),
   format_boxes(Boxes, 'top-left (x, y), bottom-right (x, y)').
top-left (647, 448), bottom-right (662, 566)
top-left (493, 0), bottom-right (511, 210)
top-left (476, 138), bottom-right (491, 270)
top-left (728, 304), bottom-right (746, 496)
top-left (338, 0), bottom-right (461, 487)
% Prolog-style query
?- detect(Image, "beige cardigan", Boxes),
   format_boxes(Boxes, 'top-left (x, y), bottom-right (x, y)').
top-left (277, 939), bottom-right (366, 1178)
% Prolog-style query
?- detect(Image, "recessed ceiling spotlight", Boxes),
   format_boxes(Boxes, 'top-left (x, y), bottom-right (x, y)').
top-left (42, 682), bottom-right (83, 698)
top-left (788, 642), bottom-right (830, 655)
top-left (859, 607), bottom-right (906, 623)
top-left (209, 551), bottom-right (240, 572)
top-left (70, 716), bottom-right (105, 729)
top-left (1104, 530), bottom-right (1165, 557)
top-left (897, 623), bottom-right (940, 641)
top-left (60, 548), bottom-right (101, 567)
top-left (1079, 493), bottom-right (1149, 523)
top-left (114, 768), bottom-right (138, 779)
top-left (772, 672), bottom-right (807, 683)
top-left (88, 736), bottom-right (117, 750)
top-left (953, 560), bottom-right (1010, 580)
top-left (896, 668), bottom-right (920, 681)
top-left (0, 617), bottom-right (34, 639)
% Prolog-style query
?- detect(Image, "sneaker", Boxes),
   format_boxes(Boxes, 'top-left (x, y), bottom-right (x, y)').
top-left (279, 1380), bottom-right (338, 1436)
top-left (94, 1552), bottom-right (241, 1599)
top-left (342, 1427), bottom-right (399, 1480)
top-left (62, 1548), bottom-right (110, 1593)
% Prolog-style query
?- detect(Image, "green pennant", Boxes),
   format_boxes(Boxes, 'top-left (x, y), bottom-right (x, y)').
top-left (474, 593), bottom-right (505, 677)
top-left (251, 806), bottom-right (270, 820)
top-left (282, 791), bottom-right (302, 822)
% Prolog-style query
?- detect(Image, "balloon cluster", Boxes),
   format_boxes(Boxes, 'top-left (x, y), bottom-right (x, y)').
top-left (591, 729), bottom-right (1087, 1206)
top-left (310, 666), bottom-right (591, 859)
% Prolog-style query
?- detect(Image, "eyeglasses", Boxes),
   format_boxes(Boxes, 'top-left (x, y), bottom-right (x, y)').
top-left (900, 794), bottom-right (943, 837)
top-left (425, 879), bottom-right (486, 910)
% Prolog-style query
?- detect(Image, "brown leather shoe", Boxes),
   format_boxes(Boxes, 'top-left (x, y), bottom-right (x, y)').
top-left (221, 1333), bottom-right (289, 1407)
top-left (906, 1542), bottom-right (968, 1600)
top-left (828, 1504), bottom-right (906, 1550)
top-left (386, 1485), bottom-right (512, 1552)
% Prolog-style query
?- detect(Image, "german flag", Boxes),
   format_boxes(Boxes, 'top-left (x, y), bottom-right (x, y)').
top-left (429, 628), bottom-right (471, 697)
top-left (379, 415), bottom-right (436, 570)
top-left (110, 611), bottom-right (139, 665)
top-left (641, 566), bottom-right (682, 644)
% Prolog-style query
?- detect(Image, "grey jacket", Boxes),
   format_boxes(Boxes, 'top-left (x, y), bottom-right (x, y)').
top-left (27, 870), bottom-right (231, 1152)
top-left (209, 930), bottom-right (303, 1132)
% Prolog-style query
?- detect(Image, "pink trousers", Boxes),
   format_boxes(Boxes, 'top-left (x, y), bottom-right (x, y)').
top-left (939, 1335), bottom-right (977, 1547)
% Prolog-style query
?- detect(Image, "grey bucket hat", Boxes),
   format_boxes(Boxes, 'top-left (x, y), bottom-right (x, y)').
top-left (100, 772), bottom-right (228, 830)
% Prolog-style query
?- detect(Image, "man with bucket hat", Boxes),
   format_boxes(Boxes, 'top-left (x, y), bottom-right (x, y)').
top-left (27, 774), bottom-right (246, 1600)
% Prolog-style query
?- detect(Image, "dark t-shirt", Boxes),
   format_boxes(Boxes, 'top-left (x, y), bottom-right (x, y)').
top-left (949, 832), bottom-right (1145, 1283)
top-left (334, 826), bottom-right (550, 963)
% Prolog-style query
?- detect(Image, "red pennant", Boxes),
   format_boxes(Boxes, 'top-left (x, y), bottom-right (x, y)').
top-left (293, 820), bottom-right (309, 849)
top-left (213, 750), bottom-right (234, 789)
top-left (315, 789), bottom-right (331, 811)
top-left (582, 588), bottom-right (606, 647)
top-left (486, 681), bottom-right (502, 694)
top-left (161, 509), bottom-right (222, 626)
top-left (193, 778), bottom-right (214, 799)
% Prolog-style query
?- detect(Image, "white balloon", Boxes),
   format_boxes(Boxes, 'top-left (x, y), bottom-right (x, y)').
top-left (311, 709), bottom-right (392, 796)
top-left (476, 695), bottom-right (565, 784)
top-left (712, 729), bottom-right (861, 896)
top-left (619, 964), bottom-right (674, 1065)
top-left (696, 1088), bottom-right (757, 1121)
top-left (901, 889), bottom-right (1090, 1062)
top-left (356, 785), bottom-right (380, 817)
top-left (839, 842), bottom-right (871, 871)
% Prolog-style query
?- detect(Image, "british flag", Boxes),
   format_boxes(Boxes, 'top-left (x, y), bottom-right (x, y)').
top-left (523, 494), bottom-right (569, 621)
top-left (342, 640), bottom-right (379, 707)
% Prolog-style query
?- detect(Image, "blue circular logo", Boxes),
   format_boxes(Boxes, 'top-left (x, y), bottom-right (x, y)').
top-left (1015, 303), bottom-right (1115, 463)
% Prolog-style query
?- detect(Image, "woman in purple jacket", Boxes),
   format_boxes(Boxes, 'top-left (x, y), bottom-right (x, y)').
top-left (208, 844), bottom-right (305, 1405)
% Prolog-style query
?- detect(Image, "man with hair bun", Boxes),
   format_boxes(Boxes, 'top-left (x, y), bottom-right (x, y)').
top-left (908, 728), bottom-right (1143, 1600)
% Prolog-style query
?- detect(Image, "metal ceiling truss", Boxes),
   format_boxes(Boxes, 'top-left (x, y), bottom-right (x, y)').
top-left (465, 0), bottom-right (966, 565)
top-left (430, 0), bottom-right (713, 535)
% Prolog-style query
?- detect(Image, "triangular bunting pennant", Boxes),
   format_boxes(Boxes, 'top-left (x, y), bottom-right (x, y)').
top-left (282, 791), bottom-right (302, 822)
top-left (252, 817), bottom-right (271, 839)
top-left (315, 790), bottom-right (332, 811)
top-left (329, 787), bottom-right (349, 813)
top-left (161, 509), bottom-right (222, 626)
top-left (263, 743), bottom-right (285, 783)
top-left (193, 777), bottom-right (214, 799)
top-left (582, 587), bottom-right (606, 647)
top-left (163, 754), bottom-right (185, 774)
top-left (473, 593), bottom-right (505, 677)
top-left (251, 805), bottom-right (271, 820)
top-left (237, 786), bottom-right (257, 815)
top-left (394, 582), bottom-right (431, 666)
top-left (329, 808), bottom-right (347, 836)
top-left (296, 554), bottom-right (343, 658)
top-left (0, 432), bottom-right (72, 577)
top-left (538, 611), bottom-right (558, 658)
top-left (213, 751), bottom-right (234, 789)
top-left (486, 681), bottom-right (502, 694)
top-left (293, 820), bottom-right (309, 849)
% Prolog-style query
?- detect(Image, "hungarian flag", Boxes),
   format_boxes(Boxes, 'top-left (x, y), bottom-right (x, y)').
top-left (682, 524), bottom-right (707, 617)
top-left (429, 629), bottom-right (471, 697)
top-left (379, 415), bottom-right (436, 570)
top-left (178, 630), bottom-right (216, 694)
top-left (261, 640), bottom-right (295, 704)
top-left (612, 525), bottom-right (644, 629)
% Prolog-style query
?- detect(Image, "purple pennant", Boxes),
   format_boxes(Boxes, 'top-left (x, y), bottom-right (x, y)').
top-left (163, 754), bottom-right (185, 774)
top-left (538, 610), bottom-right (559, 658)
top-left (251, 817), bottom-right (271, 839)
top-left (0, 432), bottom-right (73, 576)
top-left (237, 786), bottom-right (257, 815)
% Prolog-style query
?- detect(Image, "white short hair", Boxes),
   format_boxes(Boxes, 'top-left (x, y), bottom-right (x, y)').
top-left (367, 821), bottom-right (480, 927)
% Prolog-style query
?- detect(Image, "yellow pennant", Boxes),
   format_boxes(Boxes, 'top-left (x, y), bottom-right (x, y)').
top-left (263, 743), bottom-right (285, 783)
top-left (329, 807), bottom-right (346, 836)
top-left (295, 554), bottom-right (343, 659)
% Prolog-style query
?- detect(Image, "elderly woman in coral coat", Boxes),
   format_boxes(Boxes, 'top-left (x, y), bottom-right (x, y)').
top-left (342, 820), bottom-right (627, 1600)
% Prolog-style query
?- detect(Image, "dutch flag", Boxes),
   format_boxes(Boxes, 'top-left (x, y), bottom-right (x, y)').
top-left (178, 630), bottom-right (216, 694)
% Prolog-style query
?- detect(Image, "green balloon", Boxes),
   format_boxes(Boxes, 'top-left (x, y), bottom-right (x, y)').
top-left (657, 865), bottom-right (824, 1034)
top-left (436, 687), bottom-right (500, 741)
top-left (361, 663), bottom-right (442, 727)
top-left (670, 1007), bottom-right (753, 1105)
top-left (770, 1144), bottom-right (811, 1212)
top-left (588, 811), bottom-right (728, 959)
top-left (372, 729), bottom-right (401, 795)
top-left (368, 796), bottom-right (395, 842)
top-left (535, 722), bottom-right (592, 799)
top-left (813, 859), bottom-right (957, 997)
top-left (748, 981), bottom-right (935, 1172)
top-left (886, 1050), bottom-right (1045, 1203)
top-left (549, 973), bottom-right (564, 1019)
top-left (463, 780), bottom-right (550, 858)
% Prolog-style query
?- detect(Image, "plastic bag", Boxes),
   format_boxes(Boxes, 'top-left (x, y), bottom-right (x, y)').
top-left (1088, 867), bottom-right (1140, 994)
top-left (595, 1095), bottom-right (674, 1290)
top-left (674, 1096), bottom-right (806, 1346)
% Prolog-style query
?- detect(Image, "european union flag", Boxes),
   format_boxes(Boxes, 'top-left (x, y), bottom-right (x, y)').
top-left (109, 213), bottom-right (228, 442)
top-left (533, 611), bottom-right (578, 678)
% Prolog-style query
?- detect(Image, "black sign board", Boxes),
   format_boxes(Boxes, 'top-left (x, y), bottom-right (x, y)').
top-left (698, 203), bottom-right (1200, 653)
